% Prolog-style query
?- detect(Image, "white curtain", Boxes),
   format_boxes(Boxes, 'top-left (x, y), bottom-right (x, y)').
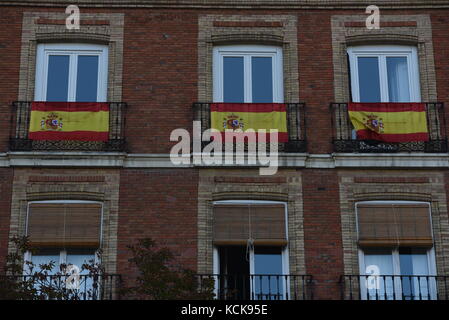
top-left (387, 57), bottom-right (411, 102)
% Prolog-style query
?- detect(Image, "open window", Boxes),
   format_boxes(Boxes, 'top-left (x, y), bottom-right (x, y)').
top-left (24, 201), bottom-right (103, 299)
top-left (356, 201), bottom-right (437, 300)
top-left (212, 200), bottom-right (289, 300)
top-left (347, 45), bottom-right (421, 103)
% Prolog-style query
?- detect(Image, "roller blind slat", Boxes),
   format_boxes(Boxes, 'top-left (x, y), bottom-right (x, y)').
top-left (357, 203), bottom-right (432, 247)
top-left (213, 204), bottom-right (286, 245)
top-left (27, 203), bottom-right (102, 247)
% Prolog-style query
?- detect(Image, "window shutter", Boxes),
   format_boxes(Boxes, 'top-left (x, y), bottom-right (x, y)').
top-left (27, 203), bottom-right (102, 247)
top-left (213, 203), bottom-right (286, 245)
top-left (357, 203), bottom-right (433, 247)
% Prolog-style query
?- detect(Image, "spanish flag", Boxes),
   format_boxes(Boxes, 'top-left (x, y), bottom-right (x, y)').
top-left (348, 103), bottom-right (429, 143)
top-left (210, 103), bottom-right (288, 142)
top-left (28, 102), bottom-right (109, 141)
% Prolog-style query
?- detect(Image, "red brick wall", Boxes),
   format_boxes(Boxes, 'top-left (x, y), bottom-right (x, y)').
top-left (117, 169), bottom-right (199, 279)
top-left (0, 8), bottom-right (22, 152)
top-left (298, 11), bottom-right (336, 154)
top-left (302, 169), bottom-right (343, 299)
top-left (431, 12), bottom-right (449, 139)
top-left (0, 8), bottom-right (448, 154)
top-left (122, 11), bottom-right (199, 154)
top-left (0, 6), bottom-right (448, 300)
top-left (0, 168), bottom-right (13, 269)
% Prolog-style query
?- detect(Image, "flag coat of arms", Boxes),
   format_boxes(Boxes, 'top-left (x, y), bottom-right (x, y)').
top-left (210, 103), bottom-right (288, 142)
top-left (28, 102), bottom-right (110, 141)
top-left (348, 103), bottom-right (429, 143)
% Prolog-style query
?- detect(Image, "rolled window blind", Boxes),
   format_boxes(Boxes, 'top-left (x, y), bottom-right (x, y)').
top-left (357, 203), bottom-right (433, 247)
top-left (213, 203), bottom-right (286, 245)
top-left (27, 203), bottom-right (102, 247)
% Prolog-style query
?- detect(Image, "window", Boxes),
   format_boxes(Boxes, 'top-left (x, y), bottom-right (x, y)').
top-left (24, 201), bottom-right (103, 298)
top-left (35, 43), bottom-right (108, 102)
top-left (213, 45), bottom-right (283, 103)
top-left (348, 45), bottom-right (421, 103)
top-left (356, 201), bottom-right (437, 300)
top-left (26, 248), bottom-right (97, 275)
top-left (212, 201), bottom-right (289, 300)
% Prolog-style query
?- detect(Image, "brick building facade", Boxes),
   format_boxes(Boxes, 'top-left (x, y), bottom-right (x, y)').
top-left (0, 0), bottom-right (449, 300)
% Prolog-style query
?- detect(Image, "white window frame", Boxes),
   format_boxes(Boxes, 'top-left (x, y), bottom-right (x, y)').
top-left (355, 201), bottom-right (437, 300)
top-left (24, 200), bottom-right (103, 274)
top-left (213, 45), bottom-right (284, 103)
top-left (212, 199), bottom-right (289, 300)
top-left (347, 45), bottom-right (421, 103)
top-left (35, 43), bottom-right (109, 102)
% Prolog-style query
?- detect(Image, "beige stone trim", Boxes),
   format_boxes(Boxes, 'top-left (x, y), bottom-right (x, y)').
top-left (18, 12), bottom-right (124, 102)
top-left (338, 171), bottom-right (449, 282)
top-left (197, 169), bottom-right (306, 279)
top-left (198, 14), bottom-right (299, 103)
top-left (8, 169), bottom-right (120, 275)
top-left (331, 14), bottom-right (437, 103)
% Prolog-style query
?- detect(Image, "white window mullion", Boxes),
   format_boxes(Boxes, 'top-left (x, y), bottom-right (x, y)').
top-left (379, 55), bottom-right (390, 102)
top-left (68, 53), bottom-right (77, 102)
top-left (409, 49), bottom-right (421, 102)
top-left (212, 48), bottom-right (222, 102)
top-left (98, 49), bottom-right (108, 102)
top-left (249, 247), bottom-right (255, 300)
top-left (244, 55), bottom-right (252, 103)
top-left (392, 249), bottom-right (403, 300)
top-left (274, 48), bottom-right (284, 103)
top-left (60, 250), bottom-right (67, 266)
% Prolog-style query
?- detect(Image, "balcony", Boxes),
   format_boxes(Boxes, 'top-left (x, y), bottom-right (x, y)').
top-left (197, 274), bottom-right (313, 300)
top-left (340, 275), bottom-right (449, 300)
top-left (10, 101), bottom-right (127, 152)
top-left (193, 103), bottom-right (307, 153)
top-left (1, 274), bottom-right (122, 300)
top-left (331, 102), bottom-right (447, 153)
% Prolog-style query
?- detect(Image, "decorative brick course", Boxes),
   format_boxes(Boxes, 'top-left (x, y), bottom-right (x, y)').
top-left (28, 175), bottom-right (106, 183)
top-left (353, 177), bottom-right (430, 184)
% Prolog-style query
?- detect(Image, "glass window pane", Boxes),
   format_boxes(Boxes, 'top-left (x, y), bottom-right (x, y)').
top-left (363, 249), bottom-right (394, 300)
top-left (66, 249), bottom-right (97, 299)
top-left (76, 55), bottom-right (99, 102)
top-left (252, 57), bottom-right (273, 103)
top-left (254, 247), bottom-right (283, 300)
top-left (30, 249), bottom-right (61, 274)
top-left (387, 57), bottom-right (411, 102)
top-left (66, 249), bottom-right (96, 274)
top-left (46, 55), bottom-right (70, 102)
top-left (358, 57), bottom-right (381, 102)
top-left (223, 57), bottom-right (244, 103)
top-left (399, 248), bottom-right (430, 300)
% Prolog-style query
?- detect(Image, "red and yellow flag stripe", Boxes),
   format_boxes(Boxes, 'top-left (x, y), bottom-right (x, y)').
top-left (29, 102), bottom-right (109, 141)
top-left (210, 103), bottom-right (288, 142)
top-left (348, 103), bottom-right (429, 143)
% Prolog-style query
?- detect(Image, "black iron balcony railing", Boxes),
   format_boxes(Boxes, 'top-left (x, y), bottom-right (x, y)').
top-left (340, 275), bottom-right (449, 300)
top-left (9, 101), bottom-right (127, 152)
top-left (197, 274), bottom-right (313, 300)
top-left (1, 274), bottom-right (122, 300)
top-left (331, 102), bottom-right (447, 153)
top-left (193, 103), bottom-right (307, 153)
